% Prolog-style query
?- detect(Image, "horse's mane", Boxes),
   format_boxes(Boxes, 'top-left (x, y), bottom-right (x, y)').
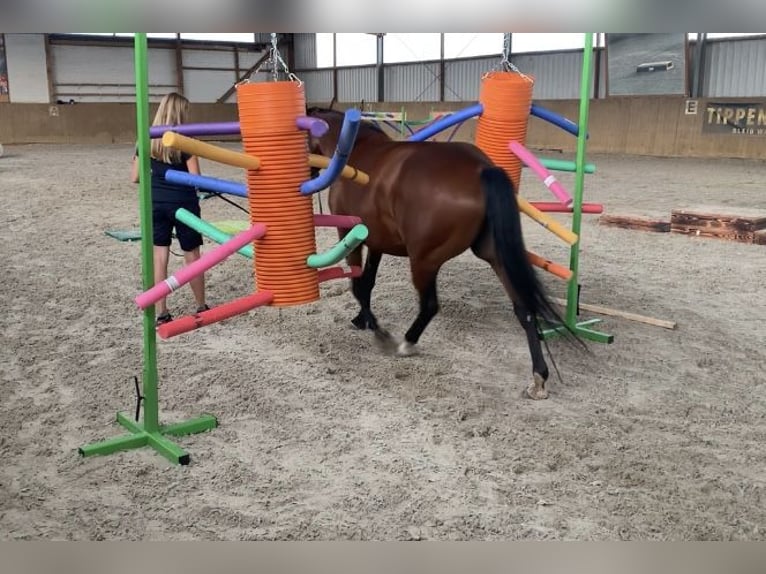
top-left (306, 105), bottom-right (340, 116)
top-left (306, 106), bottom-right (389, 138)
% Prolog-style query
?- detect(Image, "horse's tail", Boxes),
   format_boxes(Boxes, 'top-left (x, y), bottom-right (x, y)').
top-left (480, 166), bottom-right (582, 346)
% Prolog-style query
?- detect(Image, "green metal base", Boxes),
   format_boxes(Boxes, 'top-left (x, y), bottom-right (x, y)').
top-left (79, 411), bottom-right (218, 465)
top-left (540, 318), bottom-right (615, 344)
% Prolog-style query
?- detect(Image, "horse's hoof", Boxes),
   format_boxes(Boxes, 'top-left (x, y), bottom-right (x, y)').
top-left (352, 312), bottom-right (378, 331)
top-left (524, 372), bottom-right (549, 400)
top-left (396, 341), bottom-right (418, 357)
top-left (373, 327), bottom-right (398, 355)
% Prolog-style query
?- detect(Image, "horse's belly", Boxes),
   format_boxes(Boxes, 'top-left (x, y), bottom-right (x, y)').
top-left (364, 221), bottom-right (408, 256)
top-left (330, 183), bottom-right (408, 256)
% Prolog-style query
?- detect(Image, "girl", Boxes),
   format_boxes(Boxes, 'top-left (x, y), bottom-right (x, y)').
top-left (131, 92), bottom-right (209, 326)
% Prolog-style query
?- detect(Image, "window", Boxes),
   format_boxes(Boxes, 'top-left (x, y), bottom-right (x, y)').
top-left (511, 33), bottom-right (592, 53)
top-left (443, 33), bottom-right (504, 59)
top-left (384, 34), bottom-right (441, 63)
top-left (334, 34), bottom-right (378, 66)
top-left (178, 33), bottom-right (254, 43)
top-left (315, 33), bottom-right (334, 68)
top-left (316, 33), bottom-right (379, 67)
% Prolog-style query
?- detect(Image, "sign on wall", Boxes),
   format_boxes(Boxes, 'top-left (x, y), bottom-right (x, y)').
top-left (606, 33), bottom-right (688, 96)
top-left (0, 34), bottom-right (9, 102)
top-left (703, 102), bottom-right (766, 136)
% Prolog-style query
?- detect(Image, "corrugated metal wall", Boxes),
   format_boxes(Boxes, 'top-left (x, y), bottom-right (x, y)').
top-left (300, 69), bottom-right (333, 103)
top-left (5, 34), bottom-right (53, 103)
top-left (337, 66), bottom-right (377, 103)
top-left (181, 49), bottom-right (236, 104)
top-left (513, 51), bottom-right (590, 99)
top-left (293, 33), bottom-right (317, 70)
top-left (384, 62), bottom-right (440, 102)
top-left (704, 37), bottom-right (766, 97)
top-left (182, 48), bottom-right (233, 69)
top-left (52, 44), bottom-right (176, 102)
top-left (443, 56), bottom-right (495, 101)
top-left (49, 39), bottom-right (266, 103)
top-left (302, 49), bottom-right (609, 103)
top-left (185, 71), bottom-right (237, 103)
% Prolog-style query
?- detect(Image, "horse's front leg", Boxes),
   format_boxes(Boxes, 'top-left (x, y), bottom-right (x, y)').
top-left (351, 248), bottom-right (383, 331)
top-left (386, 260), bottom-right (440, 357)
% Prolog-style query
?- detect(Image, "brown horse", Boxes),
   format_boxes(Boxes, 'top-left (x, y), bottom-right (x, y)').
top-left (307, 107), bottom-right (582, 399)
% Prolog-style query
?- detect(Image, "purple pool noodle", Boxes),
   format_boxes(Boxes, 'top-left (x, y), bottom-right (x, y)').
top-left (149, 122), bottom-right (241, 138)
top-left (296, 116), bottom-right (329, 138)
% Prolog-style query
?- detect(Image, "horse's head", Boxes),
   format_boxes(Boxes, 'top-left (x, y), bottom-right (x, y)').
top-left (306, 106), bottom-right (390, 160)
top-left (305, 107), bottom-right (346, 160)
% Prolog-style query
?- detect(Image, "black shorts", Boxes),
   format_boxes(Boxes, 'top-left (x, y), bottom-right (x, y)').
top-left (153, 201), bottom-right (203, 251)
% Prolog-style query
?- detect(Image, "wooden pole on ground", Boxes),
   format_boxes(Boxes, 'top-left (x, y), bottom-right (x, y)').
top-left (550, 297), bottom-right (677, 330)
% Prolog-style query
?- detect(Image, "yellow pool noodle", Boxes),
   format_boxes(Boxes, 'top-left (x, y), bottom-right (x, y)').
top-left (308, 154), bottom-right (369, 185)
top-left (162, 132), bottom-right (261, 170)
top-left (517, 196), bottom-right (579, 245)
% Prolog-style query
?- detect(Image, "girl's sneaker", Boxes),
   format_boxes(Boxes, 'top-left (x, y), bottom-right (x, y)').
top-left (156, 312), bottom-right (173, 327)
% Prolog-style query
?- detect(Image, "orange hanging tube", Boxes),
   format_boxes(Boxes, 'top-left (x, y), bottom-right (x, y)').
top-left (475, 71), bottom-right (534, 193)
top-left (236, 81), bottom-right (319, 307)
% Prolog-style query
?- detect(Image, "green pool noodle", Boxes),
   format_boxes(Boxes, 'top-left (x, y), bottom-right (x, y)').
top-left (175, 208), bottom-right (254, 259)
top-left (307, 224), bottom-right (369, 269)
top-left (538, 157), bottom-right (596, 174)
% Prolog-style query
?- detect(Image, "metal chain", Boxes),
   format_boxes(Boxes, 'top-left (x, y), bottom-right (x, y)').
top-left (500, 33), bottom-right (512, 71)
top-left (484, 33), bottom-right (533, 84)
top-left (249, 33), bottom-right (301, 85)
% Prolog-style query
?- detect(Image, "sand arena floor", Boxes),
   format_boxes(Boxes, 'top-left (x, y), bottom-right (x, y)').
top-left (1, 144), bottom-right (765, 540)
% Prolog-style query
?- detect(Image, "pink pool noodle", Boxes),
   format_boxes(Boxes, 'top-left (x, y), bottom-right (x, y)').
top-left (318, 265), bottom-right (362, 283)
top-left (531, 202), bottom-right (604, 214)
top-left (509, 141), bottom-right (573, 206)
top-left (313, 214), bottom-right (363, 228)
top-left (135, 223), bottom-right (267, 310)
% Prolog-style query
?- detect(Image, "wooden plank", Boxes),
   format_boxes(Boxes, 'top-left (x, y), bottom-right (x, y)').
top-left (598, 214), bottom-right (671, 232)
top-left (668, 206), bottom-right (766, 244)
top-left (670, 214), bottom-right (762, 234)
top-left (670, 225), bottom-right (754, 243)
top-left (551, 297), bottom-right (677, 330)
top-left (670, 206), bottom-right (766, 232)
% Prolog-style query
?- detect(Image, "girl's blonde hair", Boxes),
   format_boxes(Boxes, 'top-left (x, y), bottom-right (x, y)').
top-left (150, 92), bottom-right (190, 164)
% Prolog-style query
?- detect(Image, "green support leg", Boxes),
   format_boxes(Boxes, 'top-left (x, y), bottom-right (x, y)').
top-left (162, 415), bottom-right (219, 437)
top-left (540, 318), bottom-right (614, 344)
top-left (79, 412), bottom-right (218, 466)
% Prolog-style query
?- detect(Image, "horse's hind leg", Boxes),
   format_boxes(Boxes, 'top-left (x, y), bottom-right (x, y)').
top-left (495, 263), bottom-right (550, 399)
top-left (351, 249), bottom-right (382, 331)
top-left (512, 298), bottom-right (550, 400)
top-left (473, 240), bottom-right (550, 399)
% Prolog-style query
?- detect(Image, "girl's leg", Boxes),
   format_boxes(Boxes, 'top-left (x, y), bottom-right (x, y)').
top-left (176, 201), bottom-right (207, 311)
top-left (153, 245), bottom-right (171, 316)
top-left (183, 247), bottom-right (206, 309)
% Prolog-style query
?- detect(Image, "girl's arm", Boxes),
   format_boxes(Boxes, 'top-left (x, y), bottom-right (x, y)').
top-left (187, 155), bottom-right (201, 176)
top-left (130, 155), bottom-right (139, 183)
